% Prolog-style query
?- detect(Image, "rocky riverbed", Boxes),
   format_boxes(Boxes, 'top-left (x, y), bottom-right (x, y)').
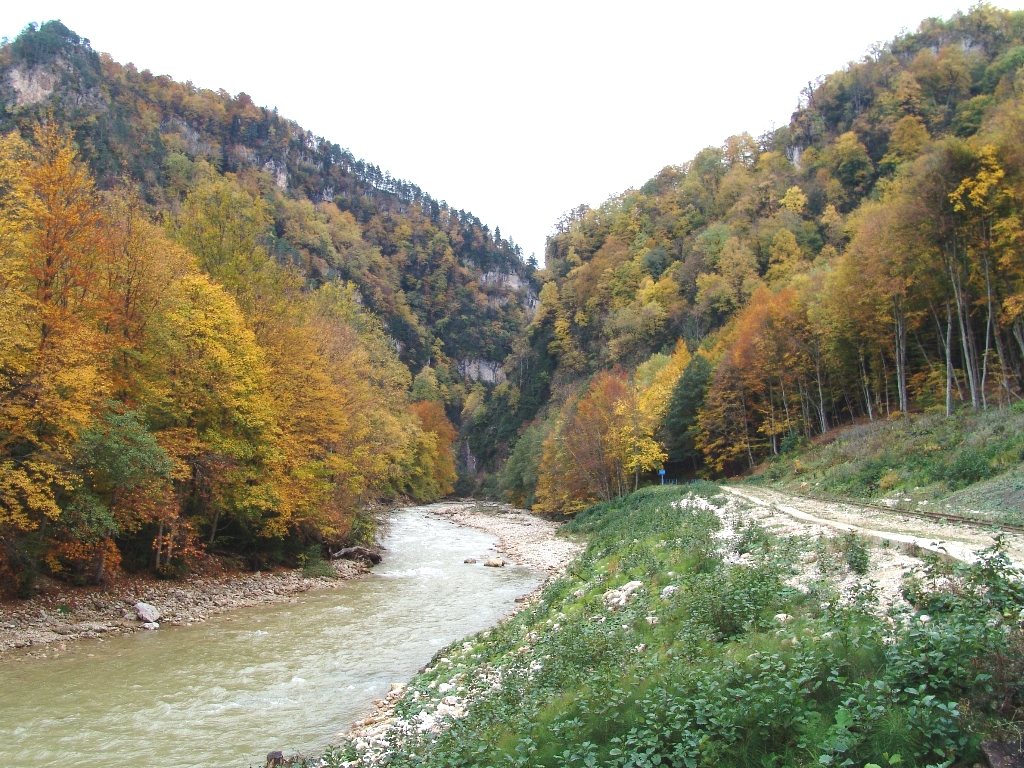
top-left (424, 501), bottom-right (581, 574)
top-left (0, 558), bottom-right (367, 656)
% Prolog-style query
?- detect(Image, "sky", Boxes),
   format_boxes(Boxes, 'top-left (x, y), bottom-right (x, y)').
top-left (0, 1), bottom-right (1006, 261)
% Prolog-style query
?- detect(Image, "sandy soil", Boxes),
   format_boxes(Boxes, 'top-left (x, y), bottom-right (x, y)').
top-left (0, 558), bottom-right (368, 657)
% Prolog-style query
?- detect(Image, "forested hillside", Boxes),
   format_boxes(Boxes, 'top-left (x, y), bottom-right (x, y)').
top-left (503, 4), bottom-right (1024, 513)
top-left (0, 21), bottom-right (534, 594)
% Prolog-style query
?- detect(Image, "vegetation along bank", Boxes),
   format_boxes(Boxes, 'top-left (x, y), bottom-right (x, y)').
top-left (315, 484), bottom-right (1024, 768)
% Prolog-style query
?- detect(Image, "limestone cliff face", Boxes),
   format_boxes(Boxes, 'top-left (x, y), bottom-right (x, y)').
top-left (457, 358), bottom-right (506, 384)
top-left (479, 270), bottom-right (539, 318)
top-left (7, 63), bottom-right (59, 106)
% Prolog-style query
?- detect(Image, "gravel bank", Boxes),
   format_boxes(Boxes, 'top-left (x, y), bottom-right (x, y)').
top-left (423, 501), bottom-right (582, 574)
top-left (0, 558), bottom-right (367, 656)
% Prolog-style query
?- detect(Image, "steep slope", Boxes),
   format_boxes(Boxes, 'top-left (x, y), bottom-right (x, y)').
top-left (0, 21), bottom-right (538, 431)
top-left (506, 5), bottom-right (1024, 512)
top-left (0, 20), bottom-right (538, 592)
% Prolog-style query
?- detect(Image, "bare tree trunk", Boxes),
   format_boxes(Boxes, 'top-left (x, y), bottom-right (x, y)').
top-left (946, 300), bottom-right (954, 417)
top-left (814, 348), bottom-right (830, 433)
top-left (893, 297), bottom-right (910, 414)
top-left (984, 256), bottom-right (1012, 406)
top-left (779, 376), bottom-right (794, 434)
top-left (879, 349), bottom-right (891, 416)
top-left (94, 539), bottom-right (107, 585)
top-left (859, 353), bottom-right (874, 422)
top-left (208, 508), bottom-right (220, 547)
top-left (946, 247), bottom-right (981, 408)
top-left (739, 387), bottom-right (754, 469)
top-left (155, 518), bottom-right (164, 570)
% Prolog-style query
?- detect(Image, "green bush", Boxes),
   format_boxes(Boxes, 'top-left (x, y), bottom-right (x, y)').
top-left (943, 447), bottom-right (993, 489)
top-left (298, 546), bottom-right (335, 579)
top-left (844, 532), bottom-right (871, 575)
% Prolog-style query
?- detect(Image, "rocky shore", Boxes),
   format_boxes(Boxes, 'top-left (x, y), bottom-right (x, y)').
top-left (0, 558), bottom-right (368, 656)
top-left (424, 501), bottom-right (581, 574)
top-left (0, 501), bottom-right (575, 661)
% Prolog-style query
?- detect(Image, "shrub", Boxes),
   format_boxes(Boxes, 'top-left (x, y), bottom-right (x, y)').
top-left (299, 546), bottom-right (335, 579)
top-left (943, 447), bottom-right (993, 489)
top-left (844, 533), bottom-right (871, 575)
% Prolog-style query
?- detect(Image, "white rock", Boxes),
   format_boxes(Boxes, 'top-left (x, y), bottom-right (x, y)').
top-left (134, 602), bottom-right (161, 623)
top-left (773, 613), bottom-right (794, 624)
top-left (603, 580), bottom-right (644, 609)
top-left (661, 585), bottom-right (679, 599)
top-left (415, 712), bottom-right (436, 732)
top-left (645, 616), bottom-right (660, 626)
top-left (437, 683), bottom-right (453, 694)
top-left (484, 558), bottom-right (505, 567)
top-left (141, 622), bottom-right (160, 630)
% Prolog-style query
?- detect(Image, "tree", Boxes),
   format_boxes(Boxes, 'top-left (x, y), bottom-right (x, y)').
top-left (70, 408), bottom-right (172, 582)
top-left (663, 354), bottom-right (713, 468)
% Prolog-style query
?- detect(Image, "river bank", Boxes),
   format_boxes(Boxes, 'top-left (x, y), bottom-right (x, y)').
top-left (0, 558), bottom-right (369, 656)
top-left (0, 500), bottom-right (573, 659)
top-left (0, 507), bottom-right (546, 768)
top-left (337, 502), bottom-right (581, 764)
top-left (422, 501), bottom-right (581, 574)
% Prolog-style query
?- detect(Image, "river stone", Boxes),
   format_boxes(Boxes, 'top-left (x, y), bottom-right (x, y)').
top-left (980, 740), bottom-right (1024, 768)
top-left (266, 751), bottom-right (285, 768)
top-left (483, 558), bottom-right (505, 567)
top-left (141, 622), bottom-right (159, 630)
top-left (134, 602), bottom-right (161, 623)
top-left (464, 557), bottom-right (477, 564)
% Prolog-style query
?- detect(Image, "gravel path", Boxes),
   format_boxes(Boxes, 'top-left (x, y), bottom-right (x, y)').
top-left (722, 485), bottom-right (1024, 566)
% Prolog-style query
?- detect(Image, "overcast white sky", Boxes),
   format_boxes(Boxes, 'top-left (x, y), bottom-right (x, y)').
top-left (1, 1), bottom-right (1005, 260)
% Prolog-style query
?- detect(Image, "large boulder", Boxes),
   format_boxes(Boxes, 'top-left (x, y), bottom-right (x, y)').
top-left (134, 602), bottom-right (161, 623)
top-left (484, 558), bottom-right (505, 567)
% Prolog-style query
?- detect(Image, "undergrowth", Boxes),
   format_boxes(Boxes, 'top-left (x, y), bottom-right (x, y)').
top-left (319, 484), bottom-right (1024, 768)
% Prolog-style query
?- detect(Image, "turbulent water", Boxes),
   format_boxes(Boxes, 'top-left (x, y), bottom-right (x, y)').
top-left (0, 508), bottom-right (541, 768)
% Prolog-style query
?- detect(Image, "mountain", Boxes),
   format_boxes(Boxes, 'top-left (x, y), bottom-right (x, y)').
top-left (503, 4), bottom-right (1024, 512)
top-left (0, 20), bottom-right (536, 590)
top-left (0, 20), bottom-right (537, 383)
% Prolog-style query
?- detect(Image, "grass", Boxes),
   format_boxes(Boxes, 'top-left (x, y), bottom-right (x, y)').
top-left (748, 408), bottom-right (1024, 525)
top-left (317, 484), bottom-right (1024, 768)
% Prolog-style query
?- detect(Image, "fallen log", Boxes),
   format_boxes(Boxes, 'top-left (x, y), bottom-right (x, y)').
top-left (331, 546), bottom-right (382, 565)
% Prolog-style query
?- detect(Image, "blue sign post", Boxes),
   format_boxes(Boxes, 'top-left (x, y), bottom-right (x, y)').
top-left (658, 469), bottom-right (666, 485)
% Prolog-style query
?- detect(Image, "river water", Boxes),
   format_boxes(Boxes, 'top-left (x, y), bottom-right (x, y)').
top-left (0, 508), bottom-right (541, 768)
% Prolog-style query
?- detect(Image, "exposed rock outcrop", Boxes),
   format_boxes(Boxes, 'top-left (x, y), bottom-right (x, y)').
top-left (457, 358), bottom-right (506, 384)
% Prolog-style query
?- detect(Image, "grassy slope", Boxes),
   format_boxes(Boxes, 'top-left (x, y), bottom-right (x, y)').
top-left (747, 408), bottom-right (1024, 526)
top-left (321, 485), bottom-right (1024, 768)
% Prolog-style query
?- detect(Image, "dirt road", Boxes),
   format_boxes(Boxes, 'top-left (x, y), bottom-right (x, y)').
top-left (722, 485), bottom-right (1024, 566)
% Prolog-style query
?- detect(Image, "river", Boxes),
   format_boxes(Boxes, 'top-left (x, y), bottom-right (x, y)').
top-left (0, 508), bottom-right (542, 768)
